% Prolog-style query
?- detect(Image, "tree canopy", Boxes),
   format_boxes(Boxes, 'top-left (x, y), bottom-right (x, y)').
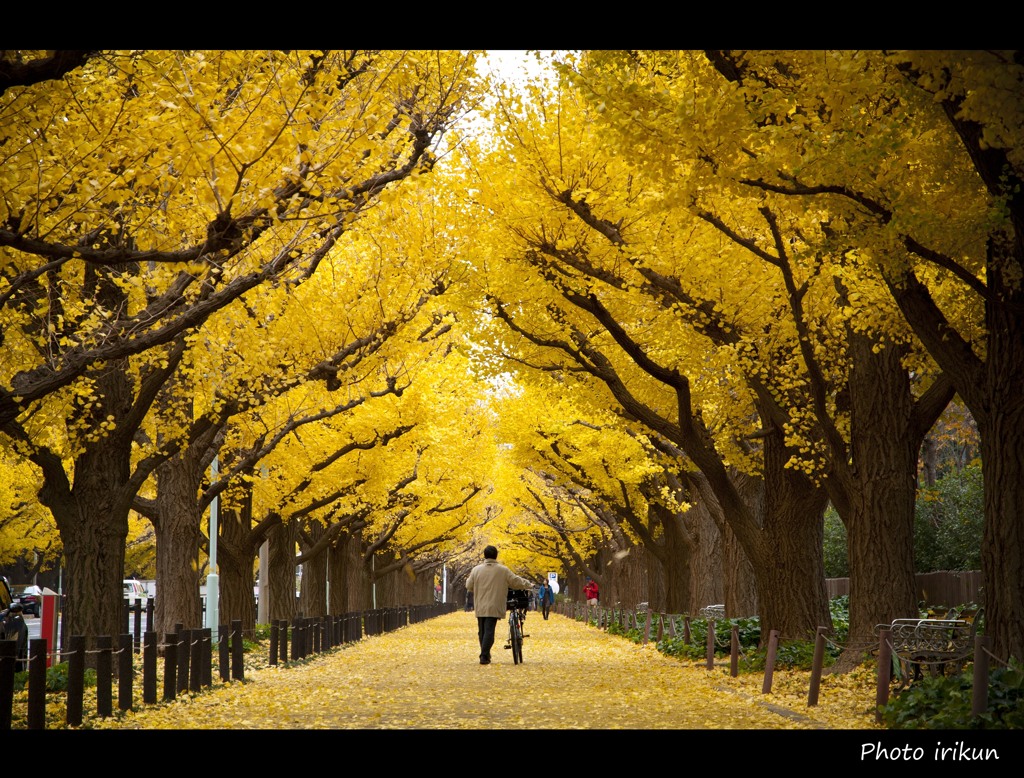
top-left (1, 49), bottom-right (1019, 667)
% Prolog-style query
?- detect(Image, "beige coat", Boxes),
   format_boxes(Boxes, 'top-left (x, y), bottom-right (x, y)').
top-left (465, 559), bottom-right (535, 618)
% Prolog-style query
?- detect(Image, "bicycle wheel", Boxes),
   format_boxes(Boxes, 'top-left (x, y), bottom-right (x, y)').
top-left (511, 612), bottom-right (524, 664)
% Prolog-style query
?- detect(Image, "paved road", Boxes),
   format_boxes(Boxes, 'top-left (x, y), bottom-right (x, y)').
top-left (25, 610), bottom-right (149, 648)
top-left (92, 610), bottom-right (868, 731)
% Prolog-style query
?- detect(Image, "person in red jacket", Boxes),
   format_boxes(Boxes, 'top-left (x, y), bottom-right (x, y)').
top-left (583, 578), bottom-right (599, 606)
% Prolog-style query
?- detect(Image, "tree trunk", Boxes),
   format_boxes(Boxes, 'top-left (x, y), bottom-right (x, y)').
top-left (152, 452), bottom-right (204, 638)
top-left (751, 429), bottom-right (831, 641)
top-left (37, 363), bottom-right (135, 650)
top-left (689, 496), bottom-right (724, 611)
top-left (298, 521), bottom-right (329, 617)
top-left (267, 520), bottom-right (298, 622)
top-left (978, 398), bottom-right (1024, 663)
top-left (724, 470), bottom-right (761, 618)
top-left (973, 287), bottom-right (1024, 662)
top-left (48, 471), bottom-right (129, 654)
top-left (690, 471), bottom-right (759, 616)
top-left (658, 512), bottom-right (692, 614)
top-left (830, 334), bottom-right (933, 671)
top-left (216, 503), bottom-right (257, 635)
top-left (606, 542), bottom-right (649, 609)
top-left (343, 532), bottom-right (372, 611)
top-left (328, 536), bottom-right (350, 614)
top-left (374, 554), bottom-right (431, 607)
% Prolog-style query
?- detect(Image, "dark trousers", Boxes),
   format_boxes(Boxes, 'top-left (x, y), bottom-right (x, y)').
top-left (477, 616), bottom-right (498, 661)
top-left (542, 603), bottom-right (550, 619)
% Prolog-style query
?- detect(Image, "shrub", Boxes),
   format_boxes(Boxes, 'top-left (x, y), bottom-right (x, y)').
top-left (9, 661), bottom-right (99, 693)
top-left (881, 660), bottom-right (1024, 729)
top-left (646, 597), bottom-right (850, 672)
top-left (914, 464), bottom-right (984, 572)
top-left (823, 506), bottom-right (848, 578)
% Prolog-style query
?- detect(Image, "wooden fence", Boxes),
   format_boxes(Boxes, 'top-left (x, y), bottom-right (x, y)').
top-left (1, 601), bottom-right (457, 730)
top-left (825, 570), bottom-right (983, 606)
top-left (560, 598), bottom-right (1000, 723)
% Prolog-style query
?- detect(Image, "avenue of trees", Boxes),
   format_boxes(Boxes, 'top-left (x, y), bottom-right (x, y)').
top-left (1, 50), bottom-right (1020, 670)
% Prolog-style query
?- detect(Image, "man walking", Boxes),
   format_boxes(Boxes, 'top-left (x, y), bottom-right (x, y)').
top-left (465, 545), bottom-right (536, 664)
top-left (537, 580), bottom-right (553, 620)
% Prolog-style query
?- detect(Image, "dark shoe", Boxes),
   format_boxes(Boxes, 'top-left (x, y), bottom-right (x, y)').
top-left (480, 658), bottom-right (490, 664)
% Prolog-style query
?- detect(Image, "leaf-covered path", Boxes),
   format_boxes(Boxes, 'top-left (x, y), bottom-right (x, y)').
top-left (94, 610), bottom-right (883, 730)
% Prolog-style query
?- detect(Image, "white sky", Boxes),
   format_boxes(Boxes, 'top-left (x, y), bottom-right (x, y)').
top-left (478, 50), bottom-right (556, 85)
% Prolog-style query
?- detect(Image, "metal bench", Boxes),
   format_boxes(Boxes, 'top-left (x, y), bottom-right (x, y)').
top-left (883, 607), bottom-right (983, 685)
top-left (699, 604), bottom-right (726, 621)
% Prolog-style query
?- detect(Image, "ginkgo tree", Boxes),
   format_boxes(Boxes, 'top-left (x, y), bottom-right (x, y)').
top-left (535, 50), bottom-right (960, 664)
top-left (553, 49), bottom-right (1022, 663)
top-left (0, 449), bottom-right (57, 570)
top-left (454, 71), bottom-right (837, 641)
top-left (0, 50), bottom-right (478, 643)
top-left (488, 376), bottom-right (705, 612)
top-left (130, 154), bottom-right (490, 635)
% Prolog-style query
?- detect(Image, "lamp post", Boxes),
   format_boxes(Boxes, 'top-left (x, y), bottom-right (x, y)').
top-left (206, 454), bottom-right (220, 644)
top-left (257, 465), bottom-right (269, 624)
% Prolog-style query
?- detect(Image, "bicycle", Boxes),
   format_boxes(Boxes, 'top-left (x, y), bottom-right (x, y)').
top-left (504, 589), bottom-right (530, 664)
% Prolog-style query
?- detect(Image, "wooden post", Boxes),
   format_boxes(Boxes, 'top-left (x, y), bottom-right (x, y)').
top-left (27, 638), bottom-right (47, 729)
top-left (730, 626), bottom-right (739, 677)
top-left (190, 629), bottom-right (203, 692)
top-left (643, 609), bottom-right (653, 645)
top-left (66, 635), bottom-right (85, 726)
top-left (133, 600), bottom-right (143, 652)
top-left (143, 631), bottom-right (157, 704)
top-left (762, 629), bottom-right (779, 694)
top-left (808, 626), bottom-right (827, 707)
top-left (232, 619), bottom-right (244, 681)
top-left (175, 629), bottom-right (188, 693)
top-left (706, 620), bottom-right (715, 670)
top-left (291, 617), bottom-right (300, 661)
top-left (163, 632), bottom-right (178, 702)
top-left (176, 625), bottom-right (189, 694)
top-left (96, 635), bottom-right (113, 717)
top-left (201, 627), bottom-right (213, 687)
top-left (0, 640), bottom-right (16, 730)
top-left (876, 628), bottom-right (892, 724)
top-left (683, 616), bottom-right (691, 644)
top-left (971, 635), bottom-right (991, 718)
top-left (118, 633), bottom-right (134, 711)
top-left (269, 620), bottom-right (279, 665)
top-left (219, 623), bottom-right (230, 682)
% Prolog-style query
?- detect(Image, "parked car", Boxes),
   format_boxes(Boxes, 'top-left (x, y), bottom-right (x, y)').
top-left (123, 579), bottom-right (148, 600)
top-left (14, 584), bottom-right (41, 616)
top-left (0, 576), bottom-right (12, 612)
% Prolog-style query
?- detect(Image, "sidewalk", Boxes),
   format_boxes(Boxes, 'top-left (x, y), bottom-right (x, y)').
top-left (90, 610), bottom-right (879, 731)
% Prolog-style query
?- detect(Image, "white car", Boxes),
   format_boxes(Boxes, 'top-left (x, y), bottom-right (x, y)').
top-left (123, 579), bottom-right (148, 600)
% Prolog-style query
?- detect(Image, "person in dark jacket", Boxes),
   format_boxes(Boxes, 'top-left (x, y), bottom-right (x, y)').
top-left (537, 581), bottom-right (554, 620)
top-left (1, 601), bottom-right (29, 672)
top-left (465, 545), bottom-right (536, 665)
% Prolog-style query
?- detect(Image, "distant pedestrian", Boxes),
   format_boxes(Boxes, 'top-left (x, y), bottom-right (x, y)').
top-left (465, 545), bottom-right (536, 665)
top-left (537, 581), bottom-right (554, 620)
top-left (583, 578), bottom-right (599, 607)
